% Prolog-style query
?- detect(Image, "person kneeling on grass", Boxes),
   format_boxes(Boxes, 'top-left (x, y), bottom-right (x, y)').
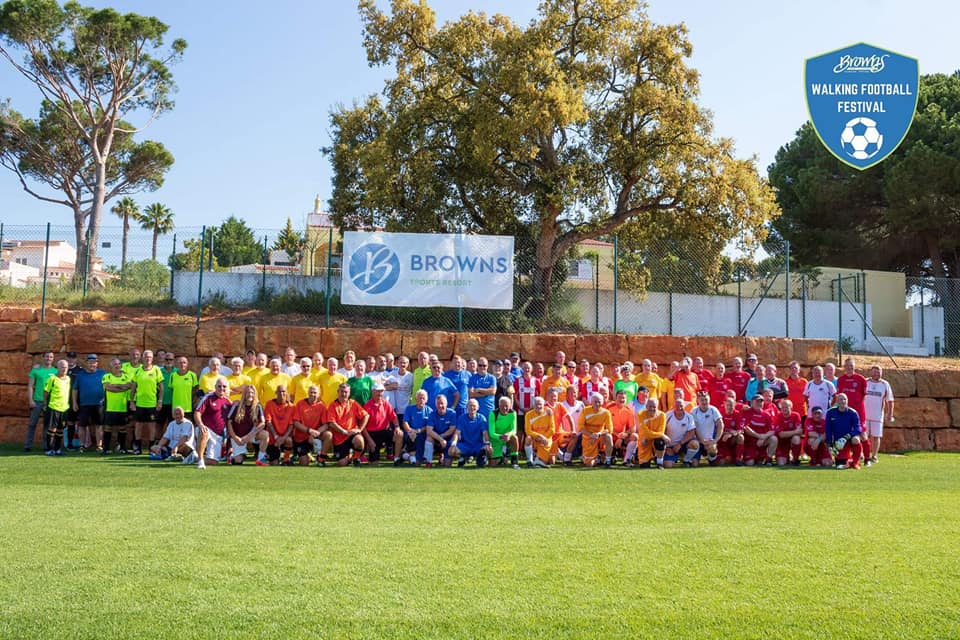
top-left (226, 386), bottom-right (269, 465)
top-left (324, 383), bottom-right (369, 467)
top-left (663, 396), bottom-right (699, 468)
top-left (424, 394), bottom-right (457, 467)
top-left (774, 399), bottom-right (804, 467)
top-left (450, 399), bottom-right (492, 467)
top-left (264, 385), bottom-right (297, 466)
top-left (577, 392), bottom-right (615, 469)
top-left (150, 406), bottom-right (196, 463)
top-left (292, 384), bottom-right (329, 466)
top-left (803, 407), bottom-right (833, 467)
top-left (826, 393), bottom-right (865, 470)
top-left (488, 396), bottom-right (520, 469)
top-left (523, 396), bottom-right (554, 468)
top-left (740, 395), bottom-right (777, 467)
top-left (400, 390), bottom-right (433, 466)
top-left (193, 377), bottom-right (234, 469)
top-left (636, 397), bottom-right (667, 469)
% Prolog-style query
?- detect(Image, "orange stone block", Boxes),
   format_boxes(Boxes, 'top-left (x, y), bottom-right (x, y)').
top-left (245, 326), bottom-right (290, 358)
top-left (65, 322), bottom-right (144, 355)
top-left (627, 335), bottom-right (687, 366)
top-left (454, 333), bottom-right (522, 360)
top-left (0, 323), bottom-right (27, 352)
top-left (895, 397), bottom-right (950, 428)
top-left (196, 324), bottom-right (245, 358)
top-left (0, 307), bottom-right (37, 323)
top-left (934, 429), bottom-right (960, 452)
top-left (287, 327), bottom-right (326, 359)
top-left (0, 384), bottom-right (29, 417)
top-left (792, 340), bottom-right (835, 366)
top-left (575, 334), bottom-right (628, 365)
top-left (884, 369), bottom-right (916, 399)
top-left (881, 427), bottom-right (934, 452)
top-left (0, 416), bottom-right (25, 444)
top-left (145, 324), bottom-right (198, 358)
top-left (401, 331), bottom-right (456, 360)
top-left (0, 353), bottom-right (33, 384)
top-left (321, 328), bottom-right (400, 359)
top-left (915, 370), bottom-right (960, 398)
top-left (25, 324), bottom-right (64, 354)
top-left (684, 336), bottom-right (744, 365)
top-left (744, 337), bottom-right (793, 365)
top-left (519, 334), bottom-right (576, 364)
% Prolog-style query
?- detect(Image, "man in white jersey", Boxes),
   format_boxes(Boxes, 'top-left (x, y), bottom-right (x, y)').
top-left (803, 365), bottom-right (836, 417)
top-left (663, 396), bottom-right (699, 468)
top-left (863, 365), bottom-right (894, 463)
top-left (690, 391), bottom-right (723, 466)
top-left (383, 356), bottom-right (413, 418)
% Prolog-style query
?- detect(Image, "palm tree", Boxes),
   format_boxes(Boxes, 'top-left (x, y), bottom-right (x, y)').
top-left (135, 203), bottom-right (175, 261)
top-left (111, 197), bottom-right (138, 271)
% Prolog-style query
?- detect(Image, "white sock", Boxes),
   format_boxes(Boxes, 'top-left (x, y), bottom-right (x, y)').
top-left (656, 456), bottom-right (663, 465)
top-left (423, 441), bottom-right (434, 462)
top-left (525, 444), bottom-right (534, 463)
top-left (625, 441), bottom-right (637, 463)
top-left (563, 451), bottom-right (572, 462)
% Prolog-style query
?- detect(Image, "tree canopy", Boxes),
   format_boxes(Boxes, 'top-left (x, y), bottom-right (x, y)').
top-left (768, 72), bottom-right (960, 277)
top-left (273, 217), bottom-right (305, 264)
top-left (212, 215), bottom-right (262, 268)
top-left (0, 0), bottom-right (185, 280)
top-left (134, 201), bottom-right (174, 260)
top-left (326, 0), bottom-right (778, 320)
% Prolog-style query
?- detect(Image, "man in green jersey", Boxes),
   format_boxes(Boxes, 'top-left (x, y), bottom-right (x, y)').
top-left (101, 359), bottom-right (134, 453)
top-left (613, 365), bottom-right (640, 406)
top-left (346, 359), bottom-right (374, 406)
top-left (167, 356), bottom-right (199, 421)
top-left (488, 396), bottom-right (520, 469)
top-left (129, 350), bottom-right (164, 455)
top-left (25, 351), bottom-right (56, 452)
top-left (158, 352), bottom-right (176, 427)
top-left (42, 359), bottom-right (71, 455)
top-left (410, 352), bottom-right (431, 403)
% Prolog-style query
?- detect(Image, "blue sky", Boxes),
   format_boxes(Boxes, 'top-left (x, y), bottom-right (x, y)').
top-left (0, 0), bottom-right (956, 236)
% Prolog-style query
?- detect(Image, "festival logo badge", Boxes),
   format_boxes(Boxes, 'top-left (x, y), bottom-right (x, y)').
top-left (805, 43), bottom-right (918, 170)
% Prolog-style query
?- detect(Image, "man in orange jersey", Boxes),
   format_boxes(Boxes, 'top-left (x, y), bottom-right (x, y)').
top-left (523, 396), bottom-right (554, 468)
top-left (785, 361), bottom-right (808, 418)
top-left (324, 382), bottom-right (369, 466)
top-left (636, 397), bottom-right (667, 469)
top-left (292, 384), bottom-right (328, 466)
top-left (671, 357), bottom-right (701, 409)
top-left (575, 392), bottom-right (614, 468)
top-left (545, 388), bottom-right (574, 464)
top-left (608, 389), bottom-right (638, 466)
top-left (264, 385), bottom-right (297, 466)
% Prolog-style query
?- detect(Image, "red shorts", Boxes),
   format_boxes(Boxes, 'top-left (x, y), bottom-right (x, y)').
top-left (744, 434), bottom-right (770, 461)
top-left (775, 435), bottom-right (797, 458)
top-left (716, 433), bottom-right (740, 460)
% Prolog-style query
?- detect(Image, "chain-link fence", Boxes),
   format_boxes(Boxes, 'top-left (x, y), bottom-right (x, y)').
top-left (0, 221), bottom-right (945, 355)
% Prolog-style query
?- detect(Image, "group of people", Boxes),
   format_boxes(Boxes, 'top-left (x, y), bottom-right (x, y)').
top-left (24, 345), bottom-right (895, 471)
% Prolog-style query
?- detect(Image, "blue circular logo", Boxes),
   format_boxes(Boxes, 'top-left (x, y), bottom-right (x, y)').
top-left (348, 243), bottom-right (400, 294)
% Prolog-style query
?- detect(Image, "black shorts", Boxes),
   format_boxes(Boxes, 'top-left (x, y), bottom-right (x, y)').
top-left (366, 429), bottom-right (394, 462)
top-left (44, 409), bottom-right (67, 432)
top-left (133, 407), bottom-right (156, 422)
top-left (64, 408), bottom-right (77, 423)
top-left (76, 405), bottom-right (103, 427)
top-left (333, 438), bottom-right (363, 460)
top-left (294, 440), bottom-right (313, 457)
top-left (157, 404), bottom-right (173, 426)
top-left (266, 442), bottom-right (292, 462)
top-left (104, 411), bottom-right (128, 427)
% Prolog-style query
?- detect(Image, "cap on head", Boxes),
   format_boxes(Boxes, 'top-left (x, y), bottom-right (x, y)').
top-left (86, 353), bottom-right (98, 361)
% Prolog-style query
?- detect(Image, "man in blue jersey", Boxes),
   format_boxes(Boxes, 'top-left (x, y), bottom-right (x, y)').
top-left (467, 357), bottom-right (497, 420)
top-left (424, 394), bottom-right (457, 467)
top-left (825, 392), bottom-right (864, 470)
top-left (400, 389), bottom-right (433, 466)
top-left (450, 399), bottom-right (492, 467)
top-left (443, 355), bottom-right (470, 416)
top-left (420, 362), bottom-right (459, 411)
top-left (70, 354), bottom-right (107, 451)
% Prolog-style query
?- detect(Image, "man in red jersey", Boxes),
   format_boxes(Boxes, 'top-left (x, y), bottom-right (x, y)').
top-left (707, 363), bottom-right (731, 408)
top-left (264, 385), bottom-right (297, 466)
top-left (774, 398), bottom-right (804, 466)
top-left (291, 384), bottom-right (328, 466)
top-left (835, 357), bottom-right (871, 463)
top-left (691, 357), bottom-right (714, 389)
top-left (717, 396), bottom-right (745, 465)
top-left (724, 357), bottom-right (752, 403)
top-left (325, 383), bottom-right (369, 466)
top-left (741, 395), bottom-right (777, 466)
top-left (803, 406), bottom-right (833, 467)
top-left (784, 361), bottom-right (808, 418)
top-left (194, 377), bottom-right (233, 468)
top-left (363, 382), bottom-right (401, 465)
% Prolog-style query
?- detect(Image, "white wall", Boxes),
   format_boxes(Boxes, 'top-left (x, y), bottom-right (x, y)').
top-left (172, 271), bottom-right (339, 305)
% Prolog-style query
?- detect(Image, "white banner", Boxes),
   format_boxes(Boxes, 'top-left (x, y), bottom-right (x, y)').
top-left (341, 231), bottom-right (514, 309)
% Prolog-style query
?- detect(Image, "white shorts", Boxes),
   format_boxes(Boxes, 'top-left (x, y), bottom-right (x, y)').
top-left (230, 439), bottom-right (254, 459)
top-left (864, 420), bottom-right (883, 437)
top-left (195, 427), bottom-right (224, 460)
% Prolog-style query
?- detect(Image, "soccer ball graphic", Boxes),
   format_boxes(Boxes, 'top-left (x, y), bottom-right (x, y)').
top-left (840, 117), bottom-right (883, 160)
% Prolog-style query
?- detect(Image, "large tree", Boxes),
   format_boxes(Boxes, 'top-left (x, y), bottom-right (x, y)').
top-left (326, 0), bottom-right (778, 320)
top-left (273, 217), bottom-right (305, 265)
top-left (134, 201), bottom-right (173, 260)
top-left (0, 0), bottom-right (185, 280)
top-left (212, 215), bottom-right (262, 267)
top-left (768, 72), bottom-right (960, 277)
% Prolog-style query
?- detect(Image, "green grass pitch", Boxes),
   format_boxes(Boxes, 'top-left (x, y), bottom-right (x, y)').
top-left (1, 448), bottom-right (958, 639)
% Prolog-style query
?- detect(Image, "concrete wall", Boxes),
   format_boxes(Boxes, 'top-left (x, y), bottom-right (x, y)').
top-left (172, 271), bottom-right (341, 305)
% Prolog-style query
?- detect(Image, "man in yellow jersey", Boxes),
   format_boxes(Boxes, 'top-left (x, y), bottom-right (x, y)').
top-left (523, 396), bottom-right (554, 468)
top-left (42, 359), bottom-right (72, 455)
top-left (225, 357), bottom-right (251, 402)
top-left (636, 397), bottom-right (667, 468)
top-left (289, 357), bottom-right (316, 403)
top-left (247, 353), bottom-right (270, 388)
top-left (256, 358), bottom-right (291, 406)
top-left (575, 392), bottom-right (615, 468)
top-left (320, 357), bottom-right (347, 406)
top-left (198, 357), bottom-right (225, 395)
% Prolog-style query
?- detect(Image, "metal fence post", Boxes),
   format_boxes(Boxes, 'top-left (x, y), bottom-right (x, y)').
top-left (837, 273), bottom-right (843, 360)
top-left (784, 240), bottom-right (790, 337)
top-left (594, 253), bottom-right (599, 332)
top-left (920, 285), bottom-right (925, 344)
top-left (861, 271), bottom-right (867, 343)
top-left (613, 233), bottom-right (619, 334)
top-left (169, 232), bottom-right (176, 301)
top-left (261, 235), bottom-right (268, 300)
top-left (196, 226), bottom-right (206, 327)
top-left (325, 227), bottom-right (333, 329)
top-left (801, 274), bottom-right (807, 338)
top-left (41, 222), bottom-right (51, 322)
top-left (736, 267), bottom-right (742, 335)
top-left (208, 229), bottom-right (215, 272)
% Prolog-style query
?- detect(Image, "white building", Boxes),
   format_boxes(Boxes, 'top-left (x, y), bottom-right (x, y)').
top-left (0, 240), bottom-right (115, 288)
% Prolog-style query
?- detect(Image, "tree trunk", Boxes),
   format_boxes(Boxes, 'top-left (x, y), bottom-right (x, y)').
top-left (151, 230), bottom-right (158, 261)
top-left (121, 217), bottom-right (129, 271)
top-left (531, 217), bottom-right (560, 324)
top-left (73, 207), bottom-right (87, 289)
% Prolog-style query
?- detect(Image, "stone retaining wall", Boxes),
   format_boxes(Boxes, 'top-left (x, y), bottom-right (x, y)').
top-left (0, 319), bottom-right (954, 452)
